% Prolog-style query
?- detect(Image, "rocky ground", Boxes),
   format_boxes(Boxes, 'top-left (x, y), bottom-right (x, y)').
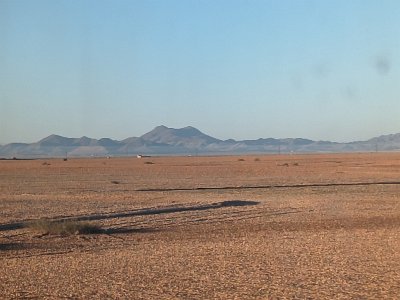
top-left (1, 153), bottom-right (400, 299)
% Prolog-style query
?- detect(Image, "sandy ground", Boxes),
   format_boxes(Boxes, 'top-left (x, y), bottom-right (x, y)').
top-left (1, 153), bottom-right (400, 299)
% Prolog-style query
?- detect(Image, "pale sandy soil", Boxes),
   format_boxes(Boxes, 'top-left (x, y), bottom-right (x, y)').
top-left (1, 153), bottom-right (400, 299)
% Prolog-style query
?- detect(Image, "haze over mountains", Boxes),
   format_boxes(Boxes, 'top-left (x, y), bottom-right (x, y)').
top-left (1, 125), bottom-right (400, 158)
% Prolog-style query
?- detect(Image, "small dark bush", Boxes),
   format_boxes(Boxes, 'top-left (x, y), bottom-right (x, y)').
top-left (238, 158), bottom-right (245, 161)
top-left (144, 161), bottom-right (154, 164)
top-left (254, 158), bottom-right (261, 162)
top-left (27, 219), bottom-right (102, 235)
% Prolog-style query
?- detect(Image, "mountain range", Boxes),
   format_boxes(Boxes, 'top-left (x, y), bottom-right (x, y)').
top-left (1, 125), bottom-right (400, 158)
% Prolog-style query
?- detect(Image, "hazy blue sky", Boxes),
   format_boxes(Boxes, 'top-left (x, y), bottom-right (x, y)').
top-left (1, 0), bottom-right (399, 144)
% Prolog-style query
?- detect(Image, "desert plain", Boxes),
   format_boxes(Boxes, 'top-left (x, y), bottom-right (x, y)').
top-left (1, 152), bottom-right (400, 299)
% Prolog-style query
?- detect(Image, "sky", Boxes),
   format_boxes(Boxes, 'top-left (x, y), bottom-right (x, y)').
top-left (1, 0), bottom-right (400, 144)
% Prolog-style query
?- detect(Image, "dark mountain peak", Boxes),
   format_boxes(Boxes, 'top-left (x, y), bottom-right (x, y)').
top-left (76, 136), bottom-right (98, 146)
top-left (39, 134), bottom-right (64, 141)
top-left (38, 134), bottom-right (74, 146)
top-left (181, 125), bottom-right (198, 131)
top-left (175, 126), bottom-right (204, 137)
top-left (225, 138), bottom-right (237, 143)
top-left (141, 126), bottom-right (170, 139)
top-left (153, 125), bottom-right (169, 131)
top-left (98, 138), bottom-right (120, 147)
top-left (140, 126), bottom-right (221, 146)
top-left (141, 125), bottom-right (171, 138)
top-left (145, 125), bottom-right (205, 136)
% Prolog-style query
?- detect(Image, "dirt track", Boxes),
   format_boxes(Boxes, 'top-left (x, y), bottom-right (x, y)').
top-left (1, 153), bottom-right (400, 299)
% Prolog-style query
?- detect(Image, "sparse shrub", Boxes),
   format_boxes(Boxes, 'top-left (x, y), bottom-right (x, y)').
top-left (238, 158), bottom-right (245, 161)
top-left (111, 180), bottom-right (120, 184)
top-left (293, 162), bottom-right (299, 166)
top-left (0, 242), bottom-right (24, 251)
top-left (144, 161), bottom-right (154, 164)
top-left (27, 219), bottom-right (102, 235)
top-left (254, 158), bottom-right (261, 162)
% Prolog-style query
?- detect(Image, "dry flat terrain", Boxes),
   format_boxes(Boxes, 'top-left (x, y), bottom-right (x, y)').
top-left (1, 153), bottom-right (400, 299)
